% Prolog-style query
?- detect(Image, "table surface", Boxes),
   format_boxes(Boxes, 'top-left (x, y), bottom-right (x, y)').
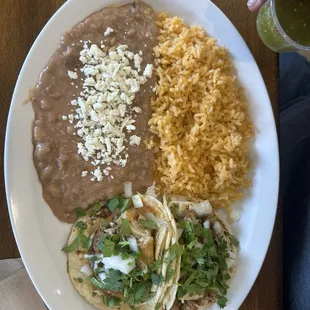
top-left (0, 0), bottom-right (281, 309)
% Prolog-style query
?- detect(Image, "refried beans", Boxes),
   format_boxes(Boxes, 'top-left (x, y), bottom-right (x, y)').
top-left (32, 1), bottom-right (157, 223)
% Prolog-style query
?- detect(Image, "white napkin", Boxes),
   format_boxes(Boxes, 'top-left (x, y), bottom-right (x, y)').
top-left (0, 259), bottom-right (46, 310)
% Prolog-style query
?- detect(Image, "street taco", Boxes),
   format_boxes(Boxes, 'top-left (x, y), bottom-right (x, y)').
top-left (166, 196), bottom-right (239, 309)
top-left (63, 193), bottom-right (177, 310)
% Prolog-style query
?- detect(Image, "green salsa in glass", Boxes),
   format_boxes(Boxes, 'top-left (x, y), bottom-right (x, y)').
top-left (257, 0), bottom-right (310, 52)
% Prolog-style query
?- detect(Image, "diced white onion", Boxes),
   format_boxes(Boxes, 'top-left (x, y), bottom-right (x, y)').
top-left (203, 220), bottom-right (210, 229)
top-left (132, 194), bottom-right (143, 208)
top-left (102, 255), bottom-right (136, 274)
top-left (127, 236), bottom-right (139, 252)
top-left (213, 221), bottom-right (222, 235)
top-left (98, 272), bottom-right (107, 282)
top-left (124, 182), bottom-right (132, 198)
top-left (226, 258), bottom-right (235, 269)
top-left (195, 242), bottom-right (203, 249)
top-left (228, 250), bottom-right (237, 259)
top-left (189, 201), bottom-right (212, 218)
top-left (80, 264), bottom-right (93, 276)
top-left (229, 210), bottom-right (241, 223)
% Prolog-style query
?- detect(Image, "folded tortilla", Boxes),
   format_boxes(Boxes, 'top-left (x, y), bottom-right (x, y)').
top-left (164, 196), bottom-right (238, 310)
top-left (66, 194), bottom-right (176, 310)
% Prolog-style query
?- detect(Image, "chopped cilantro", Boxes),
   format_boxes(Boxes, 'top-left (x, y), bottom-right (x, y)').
top-left (230, 235), bottom-right (239, 247)
top-left (176, 220), bottom-right (232, 307)
top-left (139, 219), bottom-right (157, 230)
top-left (187, 239), bottom-right (198, 249)
top-left (103, 296), bottom-right (121, 307)
top-left (94, 267), bottom-right (105, 275)
top-left (119, 241), bottom-right (130, 247)
top-left (134, 284), bottom-right (145, 301)
top-left (119, 196), bottom-right (130, 213)
top-left (61, 235), bottom-right (81, 253)
top-left (103, 239), bottom-right (115, 257)
top-left (74, 277), bottom-right (83, 283)
top-left (107, 196), bottom-right (120, 212)
top-left (89, 255), bottom-right (99, 262)
top-left (87, 203), bottom-right (103, 216)
top-left (151, 273), bottom-right (161, 285)
top-left (165, 267), bottom-right (174, 282)
top-left (164, 244), bottom-right (183, 263)
top-left (91, 277), bottom-right (106, 289)
top-left (121, 218), bottom-right (131, 235)
top-left (103, 269), bottom-right (122, 291)
top-left (81, 234), bottom-right (92, 249)
top-left (120, 252), bottom-right (138, 260)
top-left (75, 221), bottom-right (86, 232)
top-left (97, 235), bottom-right (105, 253)
top-left (74, 208), bottom-right (86, 218)
top-left (217, 296), bottom-right (228, 308)
top-left (150, 259), bottom-right (163, 272)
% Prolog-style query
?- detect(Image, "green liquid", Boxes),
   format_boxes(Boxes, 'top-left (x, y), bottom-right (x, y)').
top-left (257, 0), bottom-right (310, 52)
top-left (276, 0), bottom-right (310, 46)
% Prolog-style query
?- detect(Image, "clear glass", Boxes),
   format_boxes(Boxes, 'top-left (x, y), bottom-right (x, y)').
top-left (256, 0), bottom-right (310, 53)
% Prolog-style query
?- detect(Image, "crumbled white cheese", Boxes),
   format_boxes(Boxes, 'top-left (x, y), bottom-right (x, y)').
top-left (104, 27), bottom-right (114, 37)
top-left (102, 255), bottom-right (135, 274)
top-left (62, 115), bottom-right (68, 120)
top-left (68, 70), bottom-right (78, 79)
top-left (130, 135), bottom-right (141, 146)
top-left (134, 54), bottom-right (143, 71)
top-left (81, 171), bottom-right (88, 177)
top-left (64, 42), bottom-right (153, 181)
top-left (143, 64), bottom-right (153, 78)
top-left (133, 107), bottom-right (142, 113)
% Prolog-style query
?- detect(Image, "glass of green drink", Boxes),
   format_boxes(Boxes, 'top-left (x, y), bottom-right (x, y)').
top-left (257, 0), bottom-right (310, 52)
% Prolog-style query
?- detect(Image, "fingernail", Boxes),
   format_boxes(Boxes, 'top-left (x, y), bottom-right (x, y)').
top-left (247, 0), bottom-right (257, 7)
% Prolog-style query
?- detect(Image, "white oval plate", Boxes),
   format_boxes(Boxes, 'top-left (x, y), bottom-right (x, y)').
top-left (4, 0), bottom-right (279, 309)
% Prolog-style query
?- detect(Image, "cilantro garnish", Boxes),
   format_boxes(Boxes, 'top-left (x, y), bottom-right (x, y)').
top-left (121, 218), bottom-right (131, 235)
top-left (176, 220), bottom-right (232, 307)
top-left (119, 240), bottom-right (130, 247)
top-left (139, 219), bottom-right (157, 230)
top-left (230, 235), bottom-right (239, 247)
top-left (81, 234), bottom-right (92, 249)
top-left (61, 235), bottom-right (81, 253)
top-left (74, 208), bottom-right (86, 218)
top-left (74, 277), bottom-right (83, 283)
top-left (151, 273), bottom-right (161, 285)
top-left (217, 295), bottom-right (228, 308)
top-left (87, 203), bottom-right (103, 216)
top-left (103, 239), bottom-right (115, 257)
top-left (75, 221), bottom-right (86, 232)
top-left (107, 195), bottom-right (129, 213)
top-left (107, 196), bottom-right (120, 212)
top-left (103, 296), bottom-right (121, 307)
top-left (164, 244), bottom-right (183, 263)
top-left (89, 255), bottom-right (99, 262)
top-left (119, 196), bottom-right (130, 213)
top-left (165, 267), bottom-right (174, 282)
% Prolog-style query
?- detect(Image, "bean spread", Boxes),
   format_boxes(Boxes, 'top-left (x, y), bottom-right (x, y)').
top-left (32, 1), bottom-right (157, 223)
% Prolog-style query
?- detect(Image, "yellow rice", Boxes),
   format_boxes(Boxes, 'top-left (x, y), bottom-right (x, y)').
top-left (148, 13), bottom-right (254, 209)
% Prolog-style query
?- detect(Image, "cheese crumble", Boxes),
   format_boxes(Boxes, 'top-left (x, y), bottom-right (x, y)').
top-left (64, 41), bottom-right (153, 181)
